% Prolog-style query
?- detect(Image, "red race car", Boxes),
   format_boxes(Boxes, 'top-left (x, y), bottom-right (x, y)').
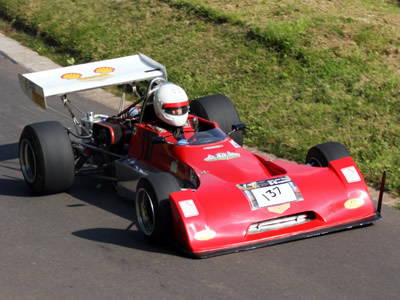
top-left (18, 54), bottom-right (383, 258)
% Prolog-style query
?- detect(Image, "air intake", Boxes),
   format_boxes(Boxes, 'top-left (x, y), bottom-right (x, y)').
top-left (248, 212), bottom-right (315, 235)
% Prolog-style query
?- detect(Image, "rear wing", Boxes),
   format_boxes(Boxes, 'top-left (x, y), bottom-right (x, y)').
top-left (18, 53), bottom-right (167, 109)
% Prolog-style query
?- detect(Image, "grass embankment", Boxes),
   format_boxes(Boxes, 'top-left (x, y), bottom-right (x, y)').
top-left (0, 0), bottom-right (400, 197)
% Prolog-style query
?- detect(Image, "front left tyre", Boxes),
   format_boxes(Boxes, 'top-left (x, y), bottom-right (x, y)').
top-left (19, 121), bottom-right (75, 195)
top-left (136, 172), bottom-right (180, 243)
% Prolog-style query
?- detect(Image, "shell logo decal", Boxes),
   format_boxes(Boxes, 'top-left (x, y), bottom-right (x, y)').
top-left (94, 67), bottom-right (115, 74)
top-left (344, 198), bottom-right (364, 209)
top-left (61, 73), bottom-right (82, 80)
top-left (268, 203), bottom-right (291, 214)
top-left (194, 228), bottom-right (217, 241)
top-left (61, 67), bottom-right (115, 81)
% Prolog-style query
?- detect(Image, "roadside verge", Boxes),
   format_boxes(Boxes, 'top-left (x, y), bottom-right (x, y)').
top-left (1, 32), bottom-right (397, 207)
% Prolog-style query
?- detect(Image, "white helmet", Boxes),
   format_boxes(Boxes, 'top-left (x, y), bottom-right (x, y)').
top-left (153, 82), bottom-right (189, 127)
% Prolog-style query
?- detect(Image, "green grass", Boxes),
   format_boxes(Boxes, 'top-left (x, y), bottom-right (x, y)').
top-left (1, 0), bottom-right (400, 201)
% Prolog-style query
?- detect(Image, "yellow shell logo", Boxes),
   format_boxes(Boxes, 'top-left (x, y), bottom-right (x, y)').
top-left (61, 73), bottom-right (82, 80)
top-left (268, 203), bottom-right (291, 214)
top-left (94, 67), bottom-right (115, 74)
top-left (194, 228), bottom-right (216, 241)
top-left (61, 67), bottom-right (115, 81)
top-left (344, 198), bottom-right (365, 209)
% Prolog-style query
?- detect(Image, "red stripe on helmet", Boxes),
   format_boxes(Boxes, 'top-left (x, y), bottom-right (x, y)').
top-left (163, 100), bottom-right (189, 108)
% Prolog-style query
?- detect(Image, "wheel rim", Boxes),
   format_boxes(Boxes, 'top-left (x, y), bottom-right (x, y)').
top-left (136, 188), bottom-right (155, 236)
top-left (307, 155), bottom-right (325, 167)
top-left (20, 139), bottom-right (37, 183)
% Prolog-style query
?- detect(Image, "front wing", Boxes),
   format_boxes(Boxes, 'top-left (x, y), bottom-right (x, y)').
top-left (174, 213), bottom-right (381, 258)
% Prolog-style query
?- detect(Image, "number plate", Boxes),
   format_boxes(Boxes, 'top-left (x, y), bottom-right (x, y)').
top-left (250, 183), bottom-right (297, 208)
top-left (237, 176), bottom-right (303, 210)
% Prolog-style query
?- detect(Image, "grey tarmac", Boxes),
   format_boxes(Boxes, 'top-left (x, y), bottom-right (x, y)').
top-left (1, 32), bottom-right (399, 300)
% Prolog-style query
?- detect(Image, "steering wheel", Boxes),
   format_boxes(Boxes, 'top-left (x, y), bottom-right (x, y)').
top-left (187, 134), bottom-right (198, 143)
top-left (187, 132), bottom-right (215, 144)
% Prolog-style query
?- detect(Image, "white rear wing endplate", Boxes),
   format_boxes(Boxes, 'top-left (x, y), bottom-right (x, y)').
top-left (18, 53), bottom-right (167, 109)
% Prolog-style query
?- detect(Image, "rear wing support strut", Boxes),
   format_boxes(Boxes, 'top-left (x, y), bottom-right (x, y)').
top-left (60, 94), bottom-right (84, 135)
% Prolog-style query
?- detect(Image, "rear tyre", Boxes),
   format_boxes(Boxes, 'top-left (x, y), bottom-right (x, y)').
top-left (135, 172), bottom-right (180, 243)
top-left (190, 94), bottom-right (243, 146)
top-left (306, 142), bottom-right (351, 167)
top-left (19, 121), bottom-right (75, 195)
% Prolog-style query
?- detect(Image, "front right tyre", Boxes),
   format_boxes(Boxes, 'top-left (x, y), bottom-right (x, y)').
top-left (305, 142), bottom-right (351, 167)
top-left (190, 94), bottom-right (243, 146)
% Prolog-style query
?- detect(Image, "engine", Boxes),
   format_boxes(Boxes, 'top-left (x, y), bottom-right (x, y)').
top-left (92, 121), bottom-right (123, 146)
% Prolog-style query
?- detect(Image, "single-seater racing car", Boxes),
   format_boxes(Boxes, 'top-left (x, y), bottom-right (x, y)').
top-left (18, 53), bottom-right (384, 257)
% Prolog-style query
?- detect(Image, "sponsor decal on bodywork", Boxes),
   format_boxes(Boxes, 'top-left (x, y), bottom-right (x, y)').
top-left (170, 161), bottom-right (178, 174)
top-left (32, 91), bottom-right (46, 109)
top-left (344, 198), bottom-right (365, 209)
top-left (230, 140), bottom-right (241, 148)
top-left (204, 151), bottom-right (240, 162)
top-left (237, 176), bottom-right (303, 210)
top-left (61, 73), bottom-right (82, 80)
top-left (267, 203), bottom-right (291, 214)
top-left (203, 144), bottom-right (223, 150)
top-left (179, 200), bottom-right (199, 218)
top-left (194, 228), bottom-right (217, 241)
top-left (61, 67), bottom-right (115, 82)
top-left (341, 166), bottom-right (362, 183)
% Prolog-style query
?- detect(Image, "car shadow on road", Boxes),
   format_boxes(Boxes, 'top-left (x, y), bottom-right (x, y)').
top-left (0, 143), bottom-right (18, 161)
top-left (72, 227), bottom-right (181, 257)
top-left (0, 142), bottom-right (33, 197)
top-left (0, 177), bottom-right (32, 197)
top-left (0, 146), bottom-right (184, 257)
top-left (67, 176), bottom-right (183, 258)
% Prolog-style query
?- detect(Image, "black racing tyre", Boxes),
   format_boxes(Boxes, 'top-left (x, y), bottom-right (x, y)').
top-left (306, 142), bottom-right (351, 167)
top-left (19, 121), bottom-right (75, 195)
top-left (135, 172), bottom-right (180, 243)
top-left (190, 94), bottom-right (243, 146)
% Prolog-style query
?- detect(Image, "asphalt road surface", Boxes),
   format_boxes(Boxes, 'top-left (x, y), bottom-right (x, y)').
top-left (1, 45), bottom-right (400, 299)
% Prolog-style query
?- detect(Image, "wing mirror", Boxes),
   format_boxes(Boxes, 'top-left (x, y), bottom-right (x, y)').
top-left (228, 123), bottom-right (246, 136)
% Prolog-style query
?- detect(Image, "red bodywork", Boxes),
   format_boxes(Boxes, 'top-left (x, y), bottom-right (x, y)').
top-left (128, 115), bottom-right (378, 257)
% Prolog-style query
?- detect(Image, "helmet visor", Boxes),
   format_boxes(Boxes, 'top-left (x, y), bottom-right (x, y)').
top-left (163, 101), bottom-right (189, 116)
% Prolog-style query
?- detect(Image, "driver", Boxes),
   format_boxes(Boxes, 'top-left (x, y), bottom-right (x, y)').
top-left (153, 82), bottom-right (193, 141)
